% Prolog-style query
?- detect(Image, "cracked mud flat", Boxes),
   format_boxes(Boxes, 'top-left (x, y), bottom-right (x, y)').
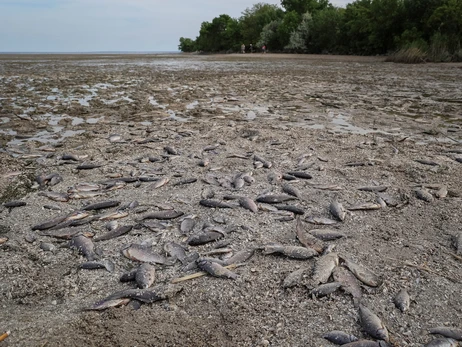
top-left (0, 54), bottom-right (461, 347)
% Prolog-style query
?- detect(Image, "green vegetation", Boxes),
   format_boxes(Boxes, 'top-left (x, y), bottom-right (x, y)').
top-left (178, 0), bottom-right (462, 62)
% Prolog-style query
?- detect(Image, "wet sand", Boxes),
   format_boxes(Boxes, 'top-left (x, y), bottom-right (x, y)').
top-left (0, 54), bottom-right (461, 347)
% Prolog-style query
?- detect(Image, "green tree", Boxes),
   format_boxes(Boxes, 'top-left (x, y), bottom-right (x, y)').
top-left (196, 14), bottom-right (240, 52)
top-left (281, 0), bottom-right (330, 15)
top-left (257, 19), bottom-right (282, 50)
top-left (178, 37), bottom-right (197, 52)
top-left (286, 12), bottom-right (313, 51)
top-left (240, 3), bottom-right (284, 45)
top-left (276, 11), bottom-right (302, 50)
top-left (308, 6), bottom-right (344, 53)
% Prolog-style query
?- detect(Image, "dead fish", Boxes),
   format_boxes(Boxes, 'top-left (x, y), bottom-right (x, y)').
top-left (69, 191), bottom-right (103, 199)
top-left (122, 244), bottom-right (169, 265)
top-left (312, 252), bottom-right (339, 284)
top-left (88, 298), bottom-right (131, 311)
top-left (305, 216), bottom-right (338, 225)
top-left (180, 217), bottom-right (196, 234)
top-left (0, 237), bottom-right (8, 245)
top-left (358, 186), bottom-right (388, 192)
top-left (136, 263), bottom-right (156, 289)
top-left (32, 214), bottom-right (69, 231)
top-left (164, 242), bottom-right (187, 264)
top-left (435, 186), bottom-right (448, 199)
top-left (82, 200), bottom-right (120, 211)
top-left (256, 194), bottom-right (297, 204)
top-left (415, 159), bottom-right (439, 166)
top-left (323, 331), bottom-right (359, 345)
top-left (140, 220), bottom-right (170, 232)
top-left (43, 204), bottom-right (62, 211)
top-left (164, 146), bottom-right (178, 155)
top-left (341, 257), bottom-right (382, 287)
top-left (332, 266), bottom-right (362, 307)
top-left (287, 171), bottom-right (312, 179)
top-left (4, 200), bottom-right (27, 208)
top-left (147, 177), bottom-right (169, 189)
top-left (89, 286), bottom-right (183, 310)
top-left (311, 184), bottom-right (344, 191)
top-left (283, 268), bottom-right (310, 288)
top-left (40, 242), bottom-right (56, 252)
top-left (309, 229), bottom-right (346, 241)
top-left (199, 158), bottom-right (210, 168)
top-left (310, 282), bottom-right (342, 297)
top-left (94, 225), bottom-right (133, 241)
top-left (76, 163), bottom-right (102, 170)
top-left (347, 202), bottom-right (382, 211)
top-left (295, 217), bottom-right (325, 253)
top-left (415, 188), bottom-right (434, 202)
top-left (197, 259), bottom-right (238, 279)
top-left (263, 244), bottom-right (318, 259)
top-left (275, 204), bottom-right (304, 215)
top-left (282, 183), bottom-right (302, 199)
top-left (201, 187), bottom-right (215, 199)
top-left (69, 235), bottom-right (97, 260)
top-left (222, 249), bottom-right (255, 266)
top-left (282, 173), bottom-right (298, 181)
top-left (330, 200), bottom-right (346, 221)
top-left (239, 197), bottom-right (258, 213)
top-left (173, 178), bottom-right (197, 186)
top-left (394, 289), bottom-right (410, 312)
top-left (80, 260), bottom-right (115, 272)
top-left (233, 175), bottom-right (245, 189)
top-left (424, 338), bottom-right (458, 347)
top-left (359, 304), bottom-right (389, 342)
top-left (242, 173), bottom-right (255, 184)
top-left (99, 210), bottom-right (129, 221)
top-left (453, 232), bottom-right (462, 255)
top-left (200, 199), bottom-right (235, 209)
top-left (38, 191), bottom-right (70, 202)
top-left (39, 227), bottom-right (83, 239)
top-left (429, 328), bottom-right (462, 341)
top-left (187, 230), bottom-right (224, 246)
top-left (139, 210), bottom-right (184, 220)
top-left (72, 182), bottom-right (101, 192)
top-left (253, 154), bottom-right (272, 168)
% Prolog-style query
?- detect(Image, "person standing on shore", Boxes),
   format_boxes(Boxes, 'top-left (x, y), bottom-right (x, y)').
top-left (241, 44), bottom-right (245, 53)
top-left (250, 44), bottom-right (253, 53)
top-left (262, 45), bottom-right (266, 53)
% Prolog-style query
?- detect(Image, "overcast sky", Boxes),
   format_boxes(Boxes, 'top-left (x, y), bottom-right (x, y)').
top-left (0, 0), bottom-right (351, 52)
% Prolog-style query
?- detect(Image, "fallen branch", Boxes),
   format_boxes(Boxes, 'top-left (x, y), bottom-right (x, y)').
top-left (445, 251), bottom-right (462, 262)
top-left (171, 264), bottom-right (238, 284)
top-left (403, 261), bottom-right (461, 284)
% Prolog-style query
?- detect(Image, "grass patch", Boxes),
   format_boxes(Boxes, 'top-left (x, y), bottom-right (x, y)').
top-left (386, 47), bottom-right (427, 64)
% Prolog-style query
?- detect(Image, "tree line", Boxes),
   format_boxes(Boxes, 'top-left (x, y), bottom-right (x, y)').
top-left (178, 0), bottom-right (462, 62)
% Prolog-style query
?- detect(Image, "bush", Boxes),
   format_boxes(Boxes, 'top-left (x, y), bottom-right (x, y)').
top-left (386, 46), bottom-right (426, 63)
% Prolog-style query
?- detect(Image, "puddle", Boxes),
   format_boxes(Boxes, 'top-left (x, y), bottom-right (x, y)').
top-left (6, 129), bottom-right (86, 146)
top-left (103, 96), bottom-right (134, 105)
top-left (167, 110), bottom-right (189, 122)
top-left (246, 111), bottom-right (256, 120)
top-left (149, 96), bottom-right (166, 109)
top-left (186, 101), bottom-right (199, 110)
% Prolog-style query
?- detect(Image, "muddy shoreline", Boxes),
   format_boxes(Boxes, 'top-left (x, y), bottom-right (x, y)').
top-left (0, 54), bottom-right (461, 347)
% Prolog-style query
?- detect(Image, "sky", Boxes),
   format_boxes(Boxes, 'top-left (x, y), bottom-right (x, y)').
top-left (0, 0), bottom-right (351, 52)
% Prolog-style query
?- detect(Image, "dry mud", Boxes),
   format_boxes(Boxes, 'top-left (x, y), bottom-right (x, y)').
top-left (0, 54), bottom-right (461, 347)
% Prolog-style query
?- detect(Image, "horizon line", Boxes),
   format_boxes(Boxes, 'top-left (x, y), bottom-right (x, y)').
top-left (0, 50), bottom-right (181, 54)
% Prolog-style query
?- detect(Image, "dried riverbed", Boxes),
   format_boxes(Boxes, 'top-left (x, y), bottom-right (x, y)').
top-left (0, 54), bottom-right (461, 347)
